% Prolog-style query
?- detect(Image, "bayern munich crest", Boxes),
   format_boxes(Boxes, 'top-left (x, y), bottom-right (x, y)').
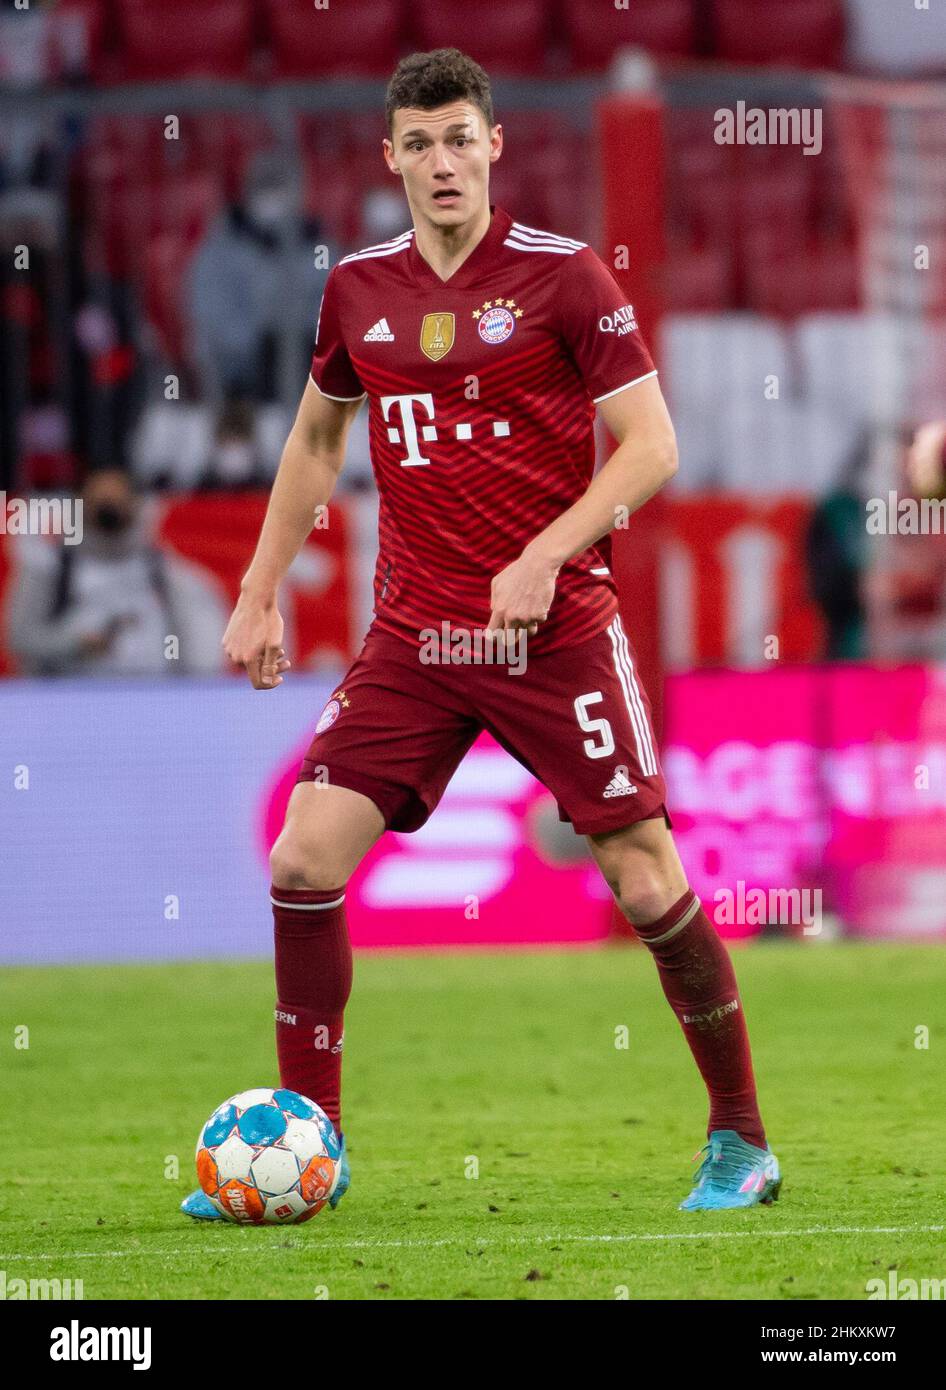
top-left (315, 699), bottom-right (341, 734)
top-left (473, 297), bottom-right (522, 345)
top-left (316, 689), bottom-right (349, 735)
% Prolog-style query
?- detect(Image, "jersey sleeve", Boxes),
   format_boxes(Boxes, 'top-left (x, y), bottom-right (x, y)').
top-left (309, 266), bottom-right (366, 401)
top-left (557, 247), bottom-right (657, 404)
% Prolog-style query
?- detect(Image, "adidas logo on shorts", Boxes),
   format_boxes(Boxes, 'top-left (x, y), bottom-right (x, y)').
top-left (364, 317), bottom-right (395, 342)
top-left (603, 768), bottom-right (638, 798)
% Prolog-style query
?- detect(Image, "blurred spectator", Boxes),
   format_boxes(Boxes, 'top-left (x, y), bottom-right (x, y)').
top-left (197, 398), bottom-right (270, 490)
top-left (907, 421), bottom-right (946, 499)
top-left (0, 114), bottom-right (68, 490)
top-left (8, 468), bottom-right (228, 675)
top-left (187, 151), bottom-right (337, 403)
top-left (805, 435), bottom-right (870, 659)
top-left (866, 428), bottom-right (946, 662)
top-left (0, 0), bottom-right (93, 87)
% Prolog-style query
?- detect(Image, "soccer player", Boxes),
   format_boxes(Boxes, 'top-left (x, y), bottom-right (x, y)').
top-left (183, 49), bottom-right (779, 1218)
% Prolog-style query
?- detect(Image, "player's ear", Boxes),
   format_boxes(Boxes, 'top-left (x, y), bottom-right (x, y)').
top-left (488, 124), bottom-right (503, 164)
top-left (382, 138), bottom-right (399, 176)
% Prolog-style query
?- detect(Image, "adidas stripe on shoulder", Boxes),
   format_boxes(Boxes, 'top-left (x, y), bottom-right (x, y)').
top-left (339, 230), bottom-right (414, 266)
top-left (503, 221), bottom-right (587, 256)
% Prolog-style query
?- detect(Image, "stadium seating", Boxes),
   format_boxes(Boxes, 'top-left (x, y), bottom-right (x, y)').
top-left (742, 235), bottom-right (860, 317)
top-left (660, 312), bottom-right (862, 494)
top-left (130, 403), bottom-right (216, 489)
top-left (411, 0), bottom-right (550, 74)
top-left (710, 0), bottom-right (846, 69)
top-left (663, 243), bottom-right (734, 313)
top-left (111, 0), bottom-right (255, 81)
top-left (562, 0), bottom-right (697, 70)
top-left (262, 0), bottom-right (402, 78)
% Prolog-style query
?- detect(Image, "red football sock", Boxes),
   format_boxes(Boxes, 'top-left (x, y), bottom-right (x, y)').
top-left (271, 884), bottom-right (352, 1133)
top-left (634, 889), bottom-right (767, 1150)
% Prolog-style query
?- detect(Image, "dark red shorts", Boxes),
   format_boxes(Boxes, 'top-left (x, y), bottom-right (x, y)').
top-left (297, 615), bottom-right (669, 837)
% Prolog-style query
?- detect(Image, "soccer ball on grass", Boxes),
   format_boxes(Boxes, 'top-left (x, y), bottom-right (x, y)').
top-left (195, 1087), bottom-right (341, 1224)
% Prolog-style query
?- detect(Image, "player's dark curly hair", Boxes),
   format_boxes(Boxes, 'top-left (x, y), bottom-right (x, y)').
top-left (385, 49), bottom-right (494, 134)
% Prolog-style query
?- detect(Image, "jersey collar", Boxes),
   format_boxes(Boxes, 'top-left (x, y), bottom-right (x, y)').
top-left (407, 205), bottom-right (512, 292)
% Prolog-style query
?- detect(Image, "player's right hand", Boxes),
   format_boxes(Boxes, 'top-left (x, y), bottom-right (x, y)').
top-left (222, 594), bottom-right (292, 690)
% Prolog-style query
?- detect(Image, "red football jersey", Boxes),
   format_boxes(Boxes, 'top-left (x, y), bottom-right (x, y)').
top-left (310, 205), bottom-right (657, 654)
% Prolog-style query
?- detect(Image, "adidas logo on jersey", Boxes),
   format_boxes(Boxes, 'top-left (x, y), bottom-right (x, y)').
top-left (604, 769), bottom-right (638, 798)
top-left (364, 317), bottom-right (394, 342)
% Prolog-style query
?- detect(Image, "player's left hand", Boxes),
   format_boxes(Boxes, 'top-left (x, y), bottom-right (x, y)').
top-left (486, 550), bottom-right (559, 637)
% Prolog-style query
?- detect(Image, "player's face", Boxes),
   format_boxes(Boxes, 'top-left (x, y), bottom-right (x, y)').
top-left (385, 102), bottom-right (502, 231)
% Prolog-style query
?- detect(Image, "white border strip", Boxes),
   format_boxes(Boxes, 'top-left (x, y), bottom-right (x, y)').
top-left (614, 614), bottom-right (658, 777)
top-left (593, 369), bottom-right (658, 404)
top-left (309, 375), bottom-right (366, 403)
top-left (270, 893), bottom-right (346, 911)
top-left (504, 236), bottom-right (578, 256)
top-left (3, 1225), bottom-right (942, 1260)
top-left (608, 617), bottom-right (657, 777)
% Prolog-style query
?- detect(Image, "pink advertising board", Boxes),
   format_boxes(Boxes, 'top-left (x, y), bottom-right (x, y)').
top-left (262, 733), bottom-right (616, 950)
top-left (260, 665), bottom-right (946, 948)
top-left (663, 665), bottom-right (946, 938)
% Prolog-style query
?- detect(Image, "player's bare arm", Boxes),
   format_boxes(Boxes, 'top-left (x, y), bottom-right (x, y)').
top-left (487, 376), bottom-right (678, 635)
top-left (222, 378), bottom-right (361, 689)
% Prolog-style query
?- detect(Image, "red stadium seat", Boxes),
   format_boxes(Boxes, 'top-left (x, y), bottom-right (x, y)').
top-left (734, 155), bottom-right (814, 241)
top-left (112, 0), bottom-right (254, 80)
top-left (664, 242), bottom-right (734, 312)
top-left (263, 0), bottom-right (403, 77)
top-left (743, 235), bottom-right (861, 316)
top-left (711, 0), bottom-right (845, 69)
top-left (563, 0), bottom-right (697, 70)
top-left (412, 0), bottom-right (549, 74)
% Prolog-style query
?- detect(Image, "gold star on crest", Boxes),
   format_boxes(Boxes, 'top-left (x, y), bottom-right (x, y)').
top-left (473, 297), bottom-right (525, 321)
top-left (333, 690), bottom-right (351, 708)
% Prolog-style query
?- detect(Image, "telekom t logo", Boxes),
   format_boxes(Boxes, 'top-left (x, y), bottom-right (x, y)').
top-left (380, 393), bottom-right (510, 467)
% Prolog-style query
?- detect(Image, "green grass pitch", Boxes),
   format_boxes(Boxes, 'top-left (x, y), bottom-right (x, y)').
top-left (4, 942), bottom-right (944, 1300)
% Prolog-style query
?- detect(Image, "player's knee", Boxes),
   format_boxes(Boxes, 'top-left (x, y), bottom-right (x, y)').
top-left (610, 853), bottom-right (680, 928)
top-left (269, 830), bottom-right (345, 892)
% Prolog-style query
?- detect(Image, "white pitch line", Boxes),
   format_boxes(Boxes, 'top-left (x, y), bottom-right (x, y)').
top-left (0, 1224), bottom-right (942, 1260)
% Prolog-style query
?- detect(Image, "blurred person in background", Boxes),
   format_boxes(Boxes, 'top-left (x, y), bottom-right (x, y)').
top-left (196, 398), bottom-right (270, 491)
top-left (865, 423), bottom-right (946, 661)
top-left (8, 467), bottom-right (229, 676)
top-left (805, 434), bottom-right (871, 660)
top-left (907, 421), bottom-right (946, 499)
top-left (187, 151), bottom-right (338, 406)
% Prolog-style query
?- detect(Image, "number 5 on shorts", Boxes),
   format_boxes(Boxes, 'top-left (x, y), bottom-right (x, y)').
top-left (574, 691), bottom-right (615, 760)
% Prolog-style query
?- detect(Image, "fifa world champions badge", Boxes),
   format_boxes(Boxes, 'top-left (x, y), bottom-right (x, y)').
top-left (420, 312), bottom-right (455, 361)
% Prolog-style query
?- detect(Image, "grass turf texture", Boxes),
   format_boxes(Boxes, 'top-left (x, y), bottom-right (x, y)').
top-left (3, 942), bottom-right (944, 1301)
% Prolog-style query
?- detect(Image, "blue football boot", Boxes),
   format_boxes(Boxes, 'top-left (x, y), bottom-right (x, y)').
top-left (181, 1188), bottom-right (224, 1221)
top-left (679, 1129), bottom-right (781, 1211)
top-left (329, 1131), bottom-right (349, 1209)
